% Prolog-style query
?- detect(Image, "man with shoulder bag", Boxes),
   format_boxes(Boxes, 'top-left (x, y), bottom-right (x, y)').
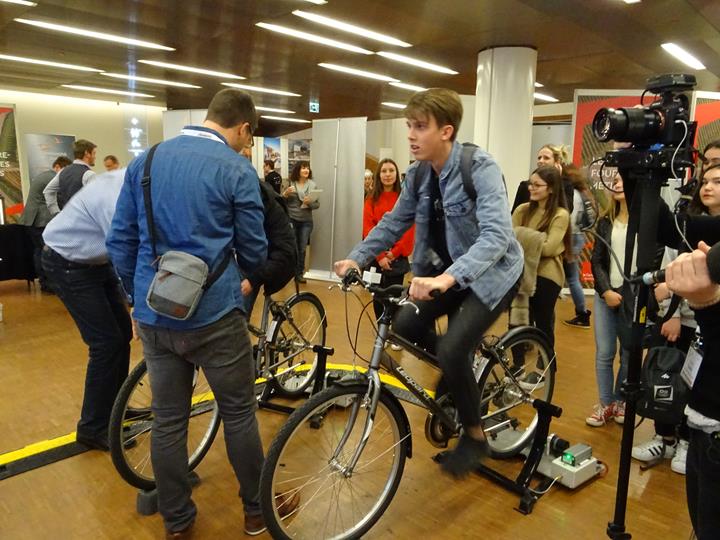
top-left (107, 89), bottom-right (298, 538)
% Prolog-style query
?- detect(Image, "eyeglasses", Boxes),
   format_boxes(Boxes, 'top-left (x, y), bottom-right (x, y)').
top-left (528, 182), bottom-right (547, 189)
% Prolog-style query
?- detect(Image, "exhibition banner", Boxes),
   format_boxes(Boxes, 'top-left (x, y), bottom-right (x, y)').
top-left (263, 137), bottom-right (281, 172)
top-left (0, 105), bottom-right (21, 223)
top-left (23, 133), bottom-right (75, 184)
top-left (692, 93), bottom-right (720, 152)
top-left (288, 138), bottom-right (311, 173)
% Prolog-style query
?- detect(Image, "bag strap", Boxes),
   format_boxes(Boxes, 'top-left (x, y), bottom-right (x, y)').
top-left (460, 142), bottom-right (477, 200)
top-left (203, 249), bottom-right (234, 290)
top-left (140, 143), bottom-right (161, 260)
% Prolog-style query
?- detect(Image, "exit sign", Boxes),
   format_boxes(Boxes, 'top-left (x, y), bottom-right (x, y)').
top-left (309, 100), bottom-right (320, 113)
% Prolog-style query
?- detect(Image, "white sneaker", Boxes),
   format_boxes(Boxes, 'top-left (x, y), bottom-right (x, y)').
top-left (390, 344), bottom-right (403, 351)
top-left (671, 439), bottom-right (688, 475)
top-left (631, 435), bottom-right (675, 463)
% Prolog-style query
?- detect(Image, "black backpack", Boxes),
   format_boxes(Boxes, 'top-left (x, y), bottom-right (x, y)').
top-left (637, 344), bottom-right (690, 425)
top-left (413, 142), bottom-right (506, 201)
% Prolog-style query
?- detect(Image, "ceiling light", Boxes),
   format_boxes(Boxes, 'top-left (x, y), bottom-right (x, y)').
top-left (622, 0), bottom-right (641, 4)
top-left (256, 22), bottom-right (373, 55)
top-left (376, 51), bottom-right (458, 75)
top-left (256, 106), bottom-right (296, 114)
top-left (138, 59), bottom-right (245, 79)
top-left (534, 92), bottom-right (559, 103)
top-left (14, 18), bottom-right (174, 51)
top-left (661, 43), bottom-right (706, 70)
top-left (389, 82), bottom-right (427, 92)
top-left (303, 0), bottom-right (328, 4)
top-left (261, 115), bottom-right (311, 124)
top-left (101, 73), bottom-right (201, 88)
top-left (1, 0), bottom-right (37, 6)
top-left (534, 82), bottom-right (543, 88)
top-left (319, 62), bottom-right (398, 82)
top-left (0, 53), bottom-right (102, 72)
top-left (221, 82), bottom-right (301, 97)
top-left (292, 10), bottom-right (411, 48)
top-left (61, 85), bottom-right (154, 98)
top-left (382, 102), bottom-right (406, 109)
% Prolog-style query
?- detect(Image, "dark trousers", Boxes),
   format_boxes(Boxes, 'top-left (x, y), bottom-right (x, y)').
top-left (373, 271), bottom-right (406, 320)
top-left (687, 428), bottom-right (720, 539)
top-left (41, 247), bottom-right (132, 438)
top-left (291, 219), bottom-right (313, 278)
top-left (392, 285), bottom-right (516, 428)
top-left (138, 310), bottom-right (263, 532)
top-left (529, 276), bottom-right (561, 349)
top-left (27, 226), bottom-right (47, 288)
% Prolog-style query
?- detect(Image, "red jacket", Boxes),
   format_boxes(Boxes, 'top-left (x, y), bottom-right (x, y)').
top-left (363, 191), bottom-right (415, 263)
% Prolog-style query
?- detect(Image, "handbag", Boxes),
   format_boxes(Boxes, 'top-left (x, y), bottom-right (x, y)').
top-left (142, 144), bottom-right (233, 321)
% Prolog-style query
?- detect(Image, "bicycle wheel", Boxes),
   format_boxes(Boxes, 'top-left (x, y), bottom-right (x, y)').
top-left (269, 292), bottom-right (327, 397)
top-left (260, 383), bottom-right (410, 539)
top-left (476, 327), bottom-right (555, 458)
top-left (108, 360), bottom-right (221, 491)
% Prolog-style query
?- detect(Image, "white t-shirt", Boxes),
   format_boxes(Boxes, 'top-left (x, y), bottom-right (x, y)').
top-left (610, 220), bottom-right (628, 289)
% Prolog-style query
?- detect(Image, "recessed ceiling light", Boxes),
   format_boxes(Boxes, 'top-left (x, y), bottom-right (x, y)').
top-left (61, 84), bottom-right (154, 98)
top-left (292, 10), bottom-right (411, 48)
top-left (661, 43), bottom-right (706, 70)
top-left (256, 22), bottom-right (373, 55)
top-left (376, 51), bottom-right (458, 75)
top-left (101, 73), bottom-right (201, 88)
top-left (319, 62), bottom-right (398, 82)
top-left (138, 60), bottom-right (245, 79)
top-left (534, 82), bottom-right (544, 88)
top-left (389, 82), bottom-right (427, 92)
top-left (221, 82), bottom-right (301, 97)
top-left (14, 18), bottom-right (174, 51)
top-left (1, 0), bottom-right (37, 6)
top-left (256, 106), bottom-right (296, 114)
top-left (382, 102), bottom-right (406, 109)
top-left (0, 53), bottom-right (102, 72)
top-left (261, 115), bottom-right (311, 124)
top-left (534, 92), bottom-right (559, 103)
top-left (622, 0), bottom-right (641, 4)
top-left (303, 0), bottom-right (327, 4)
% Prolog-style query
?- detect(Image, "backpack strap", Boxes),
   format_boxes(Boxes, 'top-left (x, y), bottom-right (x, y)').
top-left (460, 142), bottom-right (477, 201)
top-left (140, 143), bottom-right (161, 260)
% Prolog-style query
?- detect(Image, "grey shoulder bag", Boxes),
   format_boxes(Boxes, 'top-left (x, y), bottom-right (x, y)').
top-left (142, 144), bottom-right (233, 320)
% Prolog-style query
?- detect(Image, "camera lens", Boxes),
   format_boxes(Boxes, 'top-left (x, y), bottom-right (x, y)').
top-left (592, 107), bottom-right (664, 144)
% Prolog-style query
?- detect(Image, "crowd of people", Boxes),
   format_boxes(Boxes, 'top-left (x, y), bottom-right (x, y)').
top-left (16, 84), bottom-right (720, 538)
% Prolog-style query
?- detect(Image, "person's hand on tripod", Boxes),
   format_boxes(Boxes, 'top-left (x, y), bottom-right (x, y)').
top-left (666, 241), bottom-right (720, 307)
top-left (603, 290), bottom-right (623, 308)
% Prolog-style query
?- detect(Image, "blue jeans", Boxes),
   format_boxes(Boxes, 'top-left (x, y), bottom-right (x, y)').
top-left (593, 292), bottom-right (629, 406)
top-left (292, 219), bottom-right (313, 278)
top-left (41, 247), bottom-right (132, 438)
top-left (563, 233), bottom-right (587, 314)
top-left (138, 310), bottom-right (263, 532)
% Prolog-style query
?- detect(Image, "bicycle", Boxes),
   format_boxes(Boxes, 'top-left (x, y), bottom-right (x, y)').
top-left (108, 289), bottom-right (327, 491)
top-left (259, 270), bottom-right (556, 539)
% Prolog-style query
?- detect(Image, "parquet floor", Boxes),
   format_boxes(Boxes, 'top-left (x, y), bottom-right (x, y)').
top-left (0, 278), bottom-right (691, 539)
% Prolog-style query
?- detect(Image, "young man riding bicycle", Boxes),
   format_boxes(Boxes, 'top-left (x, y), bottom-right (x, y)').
top-left (334, 88), bottom-right (523, 477)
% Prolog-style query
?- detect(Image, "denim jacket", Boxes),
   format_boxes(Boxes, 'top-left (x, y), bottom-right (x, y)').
top-left (348, 141), bottom-right (523, 309)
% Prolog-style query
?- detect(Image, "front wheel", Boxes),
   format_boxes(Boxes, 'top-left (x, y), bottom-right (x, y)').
top-left (108, 360), bottom-right (221, 491)
top-left (269, 292), bottom-right (327, 397)
top-left (260, 383), bottom-right (410, 540)
top-left (476, 327), bottom-right (556, 458)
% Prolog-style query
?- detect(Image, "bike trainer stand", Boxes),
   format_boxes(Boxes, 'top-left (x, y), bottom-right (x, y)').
top-left (435, 398), bottom-right (562, 515)
top-left (256, 344), bottom-right (334, 415)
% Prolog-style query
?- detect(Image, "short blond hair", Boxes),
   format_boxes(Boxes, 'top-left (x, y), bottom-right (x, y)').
top-left (405, 88), bottom-right (463, 141)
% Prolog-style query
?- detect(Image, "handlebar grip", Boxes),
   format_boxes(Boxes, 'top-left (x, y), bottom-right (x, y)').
top-left (429, 289), bottom-right (442, 299)
top-left (342, 268), bottom-right (362, 288)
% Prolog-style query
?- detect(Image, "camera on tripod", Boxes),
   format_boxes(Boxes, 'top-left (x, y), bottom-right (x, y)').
top-left (592, 74), bottom-right (696, 147)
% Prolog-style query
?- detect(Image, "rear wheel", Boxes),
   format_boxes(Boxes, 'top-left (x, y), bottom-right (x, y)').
top-left (476, 327), bottom-right (555, 458)
top-left (269, 292), bottom-right (327, 397)
top-left (109, 360), bottom-right (221, 491)
top-left (260, 383), bottom-right (409, 539)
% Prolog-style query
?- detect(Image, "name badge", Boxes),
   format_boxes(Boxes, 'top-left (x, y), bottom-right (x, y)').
top-left (681, 342), bottom-right (703, 389)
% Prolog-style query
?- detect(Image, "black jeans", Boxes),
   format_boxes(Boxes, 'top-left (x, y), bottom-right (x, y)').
top-left (392, 285), bottom-right (516, 428)
top-left (27, 226), bottom-right (47, 288)
top-left (529, 276), bottom-right (561, 350)
top-left (42, 247), bottom-right (132, 438)
top-left (291, 219), bottom-right (313, 278)
top-left (687, 428), bottom-right (720, 539)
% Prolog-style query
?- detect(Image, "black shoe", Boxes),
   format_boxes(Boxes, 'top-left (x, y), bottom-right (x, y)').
top-left (563, 310), bottom-right (591, 329)
top-left (439, 434), bottom-right (490, 479)
top-left (76, 433), bottom-right (110, 451)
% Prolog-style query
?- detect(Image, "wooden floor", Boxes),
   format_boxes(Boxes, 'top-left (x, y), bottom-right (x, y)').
top-left (0, 278), bottom-right (691, 539)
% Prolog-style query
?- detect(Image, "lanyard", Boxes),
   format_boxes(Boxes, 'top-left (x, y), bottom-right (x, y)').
top-left (181, 128), bottom-right (226, 145)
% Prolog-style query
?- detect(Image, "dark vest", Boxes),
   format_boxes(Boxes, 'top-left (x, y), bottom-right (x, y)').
top-left (57, 162), bottom-right (90, 209)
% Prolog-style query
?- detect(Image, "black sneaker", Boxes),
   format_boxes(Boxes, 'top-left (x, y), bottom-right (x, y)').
top-left (439, 434), bottom-right (490, 478)
top-left (563, 310), bottom-right (591, 329)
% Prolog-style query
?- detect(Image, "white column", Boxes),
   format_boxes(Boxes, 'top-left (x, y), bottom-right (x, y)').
top-left (473, 47), bottom-right (537, 202)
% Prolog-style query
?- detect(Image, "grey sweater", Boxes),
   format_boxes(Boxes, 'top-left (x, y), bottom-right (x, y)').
top-left (283, 179), bottom-right (319, 222)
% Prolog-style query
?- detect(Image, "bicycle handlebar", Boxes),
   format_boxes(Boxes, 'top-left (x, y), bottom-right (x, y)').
top-left (341, 268), bottom-right (441, 300)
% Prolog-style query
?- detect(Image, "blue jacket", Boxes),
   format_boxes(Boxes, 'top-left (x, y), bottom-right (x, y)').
top-left (107, 126), bottom-right (267, 329)
top-left (348, 141), bottom-right (523, 309)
